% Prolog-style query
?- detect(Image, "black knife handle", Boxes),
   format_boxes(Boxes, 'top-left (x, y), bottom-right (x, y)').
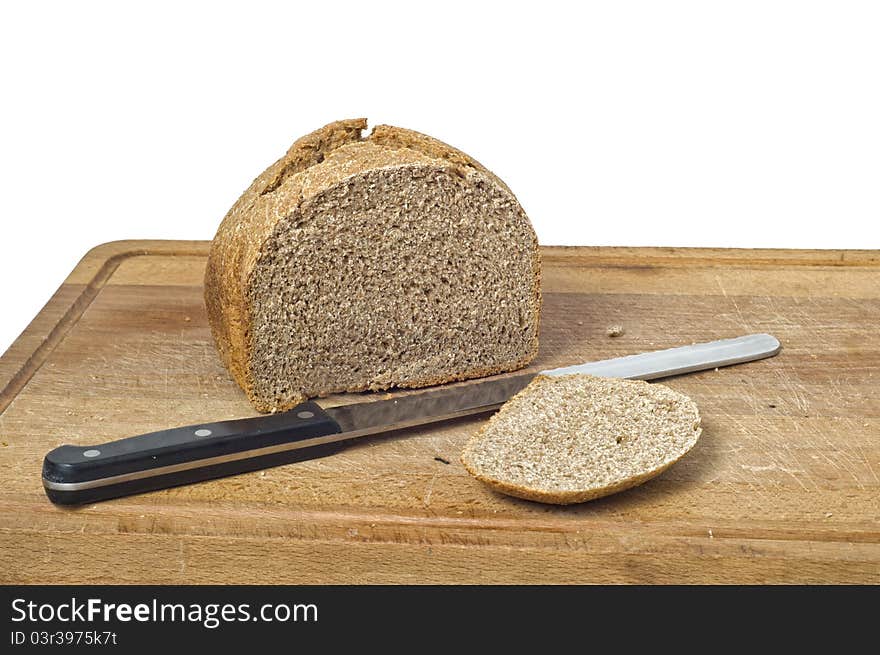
top-left (42, 401), bottom-right (343, 505)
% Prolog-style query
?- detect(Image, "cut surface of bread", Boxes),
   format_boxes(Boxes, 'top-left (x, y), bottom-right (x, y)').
top-left (461, 375), bottom-right (702, 504)
top-left (204, 118), bottom-right (541, 412)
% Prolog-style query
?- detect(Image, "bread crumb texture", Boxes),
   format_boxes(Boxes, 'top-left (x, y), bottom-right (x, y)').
top-left (461, 375), bottom-right (702, 504)
top-left (204, 119), bottom-right (541, 412)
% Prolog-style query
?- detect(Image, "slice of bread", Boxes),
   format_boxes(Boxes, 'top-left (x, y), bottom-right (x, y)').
top-left (461, 375), bottom-right (702, 504)
top-left (205, 118), bottom-right (541, 413)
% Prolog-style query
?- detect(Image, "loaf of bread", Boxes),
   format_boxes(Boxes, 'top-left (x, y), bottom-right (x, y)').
top-left (461, 375), bottom-right (702, 504)
top-left (205, 119), bottom-right (541, 412)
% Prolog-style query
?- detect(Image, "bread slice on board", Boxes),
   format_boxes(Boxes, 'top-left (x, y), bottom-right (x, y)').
top-left (461, 375), bottom-right (702, 504)
top-left (205, 119), bottom-right (541, 413)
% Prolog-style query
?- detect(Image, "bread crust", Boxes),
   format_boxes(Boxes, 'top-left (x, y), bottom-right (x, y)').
top-left (205, 119), bottom-right (541, 412)
top-left (461, 447), bottom-right (694, 505)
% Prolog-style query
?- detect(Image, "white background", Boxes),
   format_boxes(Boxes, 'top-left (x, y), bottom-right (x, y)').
top-left (1, 1), bottom-right (878, 355)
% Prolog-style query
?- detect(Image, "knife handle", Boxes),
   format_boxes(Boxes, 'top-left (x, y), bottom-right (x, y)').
top-left (42, 401), bottom-right (343, 505)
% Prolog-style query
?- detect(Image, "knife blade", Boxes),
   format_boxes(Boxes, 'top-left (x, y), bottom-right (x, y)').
top-left (42, 333), bottom-right (780, 504)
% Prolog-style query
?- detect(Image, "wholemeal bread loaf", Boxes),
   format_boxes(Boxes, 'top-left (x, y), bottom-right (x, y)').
top-left (461, 375), bottom-right (702, 504)
top-left (205, 118), bottom-right (541, 413)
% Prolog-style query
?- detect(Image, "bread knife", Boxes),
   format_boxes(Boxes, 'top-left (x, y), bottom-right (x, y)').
top-left (42, 333), bottom-right (780, 505)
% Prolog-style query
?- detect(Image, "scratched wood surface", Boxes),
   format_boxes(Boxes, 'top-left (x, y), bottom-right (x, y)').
top-left (0, 240), bottom-right (878, 584)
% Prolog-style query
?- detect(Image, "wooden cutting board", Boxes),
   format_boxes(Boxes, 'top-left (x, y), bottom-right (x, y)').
top-left (1, 241), bottom-right (878, 584)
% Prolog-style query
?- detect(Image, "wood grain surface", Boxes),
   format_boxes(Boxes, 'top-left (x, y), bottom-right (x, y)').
top-left (1, 240), bottom-right (878, 584)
